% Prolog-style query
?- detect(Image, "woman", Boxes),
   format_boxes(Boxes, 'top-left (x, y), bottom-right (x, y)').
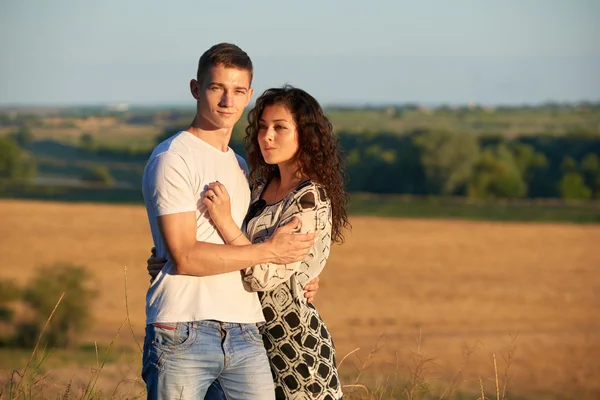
top-left (150, 85), bottom-right (350, 399)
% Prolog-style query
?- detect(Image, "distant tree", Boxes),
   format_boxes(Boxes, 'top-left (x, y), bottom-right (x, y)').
top-left (508, 142), bottom-right (548, 198)
top-left (0, 137), bottom-right (37, 185)
top-left (581, 153), bottom-right (600, 198)
top-left (81, 165), bottom-right (115, 186)
top-left (79, 132), bottom-right (96, 151)
top-left (11, 127), bottom-right (35, 147)
top-left (155, 126), bottom-right (185, 146)
top-left (561, 157), bottom-right (578, 173)
top-left (558, 172), bottom-right (591, 200)
top-left (231, 120), bottom-right (248, 143)
top-left (509, 143), bottom-right (547, 177)
top-left (468, 145), bottom-right (527, 199)
top-left (19, 263), bottom-right (98, 348)
top-left (413, 130), bottom-right (480, 195)
top-left (0, 279), bottom-right (20, 324)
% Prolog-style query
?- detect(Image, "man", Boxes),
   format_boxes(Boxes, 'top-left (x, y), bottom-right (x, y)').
top-left (141, 43), bottom-right (318, 399)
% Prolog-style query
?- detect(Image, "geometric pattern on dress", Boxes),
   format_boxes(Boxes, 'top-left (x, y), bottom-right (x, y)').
top-left (243, 179), bottom-right (343, 400)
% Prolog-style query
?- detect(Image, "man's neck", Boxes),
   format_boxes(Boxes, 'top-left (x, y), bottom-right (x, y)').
top-left (186, 118), bottom-right (232, 152)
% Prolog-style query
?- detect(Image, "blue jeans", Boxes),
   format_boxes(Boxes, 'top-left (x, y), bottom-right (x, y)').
top-left (142, 320), bottom-right (274, 400)
top-left (205, 381), bottom-right (344, 400)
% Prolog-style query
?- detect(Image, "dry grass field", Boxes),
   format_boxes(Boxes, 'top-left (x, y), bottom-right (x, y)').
top-left (1, 199), bottom-right (599, 399)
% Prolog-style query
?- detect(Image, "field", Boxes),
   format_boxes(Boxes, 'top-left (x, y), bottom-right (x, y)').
top-left (1, 199), bottom-right (599, 399)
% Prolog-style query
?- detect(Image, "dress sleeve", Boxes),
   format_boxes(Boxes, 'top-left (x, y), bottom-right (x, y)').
top-left (242, 184), bottom-right (332, 292)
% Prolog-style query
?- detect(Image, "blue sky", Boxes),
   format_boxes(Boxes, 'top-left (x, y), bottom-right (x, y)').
top-left (1, 0), bottom-right (598, 106)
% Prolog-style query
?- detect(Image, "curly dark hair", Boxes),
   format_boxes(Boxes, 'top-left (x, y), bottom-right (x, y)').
top-left (245, 85), bottom-right (350, 243)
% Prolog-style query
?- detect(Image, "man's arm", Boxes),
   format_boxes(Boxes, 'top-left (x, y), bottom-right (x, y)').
top-left (158, 211), bottom-right (315, 277)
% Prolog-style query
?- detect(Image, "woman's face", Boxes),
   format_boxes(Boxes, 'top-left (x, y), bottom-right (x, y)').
top-left (257, 103), bottom-right (299, 166)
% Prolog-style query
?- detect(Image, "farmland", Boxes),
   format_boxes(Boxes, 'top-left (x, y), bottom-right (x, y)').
top-left (1, 199), bottom-right (598, 399)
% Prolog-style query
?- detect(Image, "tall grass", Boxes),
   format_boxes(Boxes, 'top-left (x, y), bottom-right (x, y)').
top-left (2, 270), bottom-right (519, 400)
top-left (338, 331), bottom-right (519, 400)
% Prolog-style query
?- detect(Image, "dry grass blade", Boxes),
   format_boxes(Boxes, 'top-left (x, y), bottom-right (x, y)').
top-left (438, 367), bottom-right (462, 400)
top-left (82, 317), bottom-right (127, 400)
top-left (124, 266), bottom-right (143, 354)
top-left (62, 378), bottom-right (72, 400)
top-left (338, 348), bottom-right (361, 370)
top-left (354, 335), bottom-right (385, 385)
top-left (478, 376), bottom-right (485, 400)
top-left (11, 292), bottom-right (65, 400)
top-left (500, 335), bottom-right (517, 400)
top-left (493, 353), bottom-right (499, 400)
top-left (95, 342), bottom-right (99, 370)
top-left (342, 384), bottom-right (370, 396)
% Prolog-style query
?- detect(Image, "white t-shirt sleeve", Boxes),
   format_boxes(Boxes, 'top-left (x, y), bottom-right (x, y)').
top-left (236, 154), bottom-right (250, 181)
top-left (144, 151), bottom-right (197, 216)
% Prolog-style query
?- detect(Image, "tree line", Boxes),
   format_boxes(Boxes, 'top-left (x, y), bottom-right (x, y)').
top-left (336, 130), bottom-right (600, 200)
top-left (2, 127), bottom-right (600, 201)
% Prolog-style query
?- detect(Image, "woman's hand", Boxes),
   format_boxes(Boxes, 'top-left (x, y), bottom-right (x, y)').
top-left (203, 181), bottom-right (235, 230)
top-left (304, 276), bottom-right (320, 303)
top-left (147, 247), bottom-right (167, 281)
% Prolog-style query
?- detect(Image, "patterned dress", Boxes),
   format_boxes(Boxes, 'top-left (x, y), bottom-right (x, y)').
top-left (242, 178), bottom-right (343, 400)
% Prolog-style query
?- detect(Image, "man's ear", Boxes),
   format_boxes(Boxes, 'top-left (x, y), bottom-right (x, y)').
top-left (190, 79), bottom-right (201, 100)
top-left (245, 87), bottom-right (254, 107)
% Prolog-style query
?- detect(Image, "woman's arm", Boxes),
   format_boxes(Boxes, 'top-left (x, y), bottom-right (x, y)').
top-left (241, 186), bottom-right (332, 292)
top-left (204, 181), bottom-right (328, 294)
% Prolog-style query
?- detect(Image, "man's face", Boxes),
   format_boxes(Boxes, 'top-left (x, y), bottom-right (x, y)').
top-left (191, 65), bottom-right (253, 130)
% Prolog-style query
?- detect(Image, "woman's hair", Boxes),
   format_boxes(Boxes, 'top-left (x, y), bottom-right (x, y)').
top-left (245, 85), bottom-right (350, 243)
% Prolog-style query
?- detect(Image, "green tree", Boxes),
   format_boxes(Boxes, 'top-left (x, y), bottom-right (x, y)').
top-left (0, 137), bottom-right (37, 185)
top-left (413, 130), bottom-right (480, 195)
top-left (509, 143), bottom-right (548, 179)
top-left (558, 172), bottom-right (591, 200)
top-left (20, 263), bottom-right (98, 348)
top-left (81, 165), bottom-right (115, 186)
top-left (561, 157), bottom-right (578, 173)
top-left (508, 142), bottom-right (548, 198)
top-left (11, 128), bottom-right (35, 147)
top-left (581, 153), bottom-right (600, 198)
top-left (0, 279), bottom-right (21, 323)
top-left (468, 145), bottom-right (527, 199)
top-left (79, 132), bottom-right (96, 151)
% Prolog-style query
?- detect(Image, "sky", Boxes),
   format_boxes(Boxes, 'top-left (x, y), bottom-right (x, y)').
top-left (1, 0), bottom-right (599, 106)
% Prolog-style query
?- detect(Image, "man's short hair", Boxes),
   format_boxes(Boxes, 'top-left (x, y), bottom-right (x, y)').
top-left (197, 43), bottom-right (253, 85)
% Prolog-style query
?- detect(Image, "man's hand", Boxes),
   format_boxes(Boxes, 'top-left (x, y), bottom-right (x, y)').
top-left (266, 217), bottom-right (316, 264)
top-left (147, 247), bottom-right (167, 281)
top-left (304, 276), bottom-right (320, 303)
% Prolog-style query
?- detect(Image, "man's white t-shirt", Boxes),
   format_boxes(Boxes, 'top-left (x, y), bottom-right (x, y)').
top-left (142, 131), bottom-right (264, 324)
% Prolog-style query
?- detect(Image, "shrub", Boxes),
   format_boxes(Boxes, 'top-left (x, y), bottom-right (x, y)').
top-left (0, 137), bottom-right (37, 183)
top-left (81, 165), bottom-right (115, 186)
top-left (20, 263), bottom-right (98, 348)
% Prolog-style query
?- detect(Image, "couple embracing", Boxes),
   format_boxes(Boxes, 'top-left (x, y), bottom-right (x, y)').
top-left (141, 42), bottom-right (350, 400)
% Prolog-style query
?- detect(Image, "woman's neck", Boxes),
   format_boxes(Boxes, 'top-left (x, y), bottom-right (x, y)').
top-left (272, 163), bottom-right (308, 201)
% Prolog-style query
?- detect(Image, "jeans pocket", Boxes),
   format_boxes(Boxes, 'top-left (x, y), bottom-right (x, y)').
top-left (143, 330), bottom-right (165, 382)
top-left (242, 324), bottom-right (264, 346)
top-left (149, 322), bottom-right (197, 352)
